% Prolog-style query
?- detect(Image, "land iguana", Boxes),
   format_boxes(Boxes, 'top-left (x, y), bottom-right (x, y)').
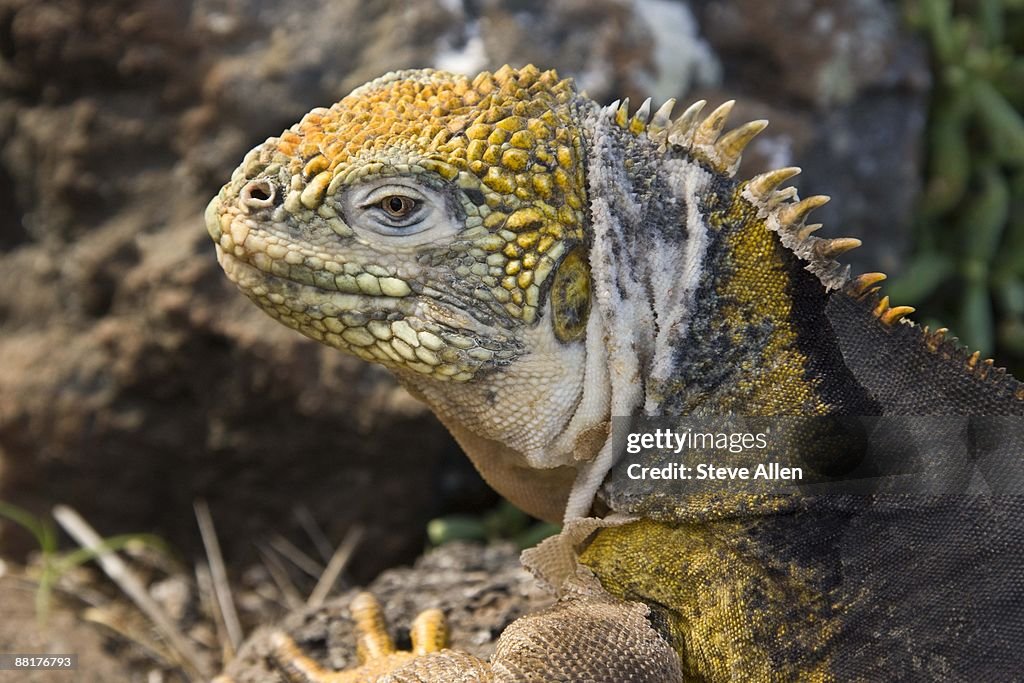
top-left (206, 65), bottom-right (1024, 681)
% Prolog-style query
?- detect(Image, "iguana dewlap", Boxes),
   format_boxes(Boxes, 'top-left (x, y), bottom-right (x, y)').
top-left (207, 66), bottom-right (1024, 681)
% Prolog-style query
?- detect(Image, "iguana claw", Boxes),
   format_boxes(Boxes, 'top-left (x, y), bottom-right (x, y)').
top-left (271, 592), bottom-right (455, 683)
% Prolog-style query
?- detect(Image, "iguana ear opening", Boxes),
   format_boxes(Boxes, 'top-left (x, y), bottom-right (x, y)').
top-left (550, 245), bottom-right (591, 342)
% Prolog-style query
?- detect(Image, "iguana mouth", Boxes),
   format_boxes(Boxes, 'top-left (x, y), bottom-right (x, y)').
top-left (218, 244), bottom-right (515, 339)
top-left (215, 248), bottom-right (409, 315)
top-left (214, 246), bottom-right (519, 380)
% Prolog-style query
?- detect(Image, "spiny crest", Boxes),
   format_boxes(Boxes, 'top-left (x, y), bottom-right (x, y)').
top-left (871, 295), bottom-right (916, 326)
top-left (607, 96), bottom-right (866, 293)
top-left (849, 276), bottom-right (1017, 388)
top-left (611, 94), bottom-right (1001, 388)
top-left (847, 272), bottom-right (887, 299)
top-left (846, 275), bottom-right (916, 329)
top-left (603, 97), bottom-right (768, 176)
top-left (738, 164), bottom-right (864, 290)
top-left (916, 321), bottom-right (1009, 385)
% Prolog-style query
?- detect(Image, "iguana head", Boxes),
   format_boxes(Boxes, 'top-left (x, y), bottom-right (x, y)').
top-left (207, 66), bottom-right (608, 518)
top-left (207, 65), bottom-right (885, 520)
top-left (206, 65), bottom-right (590, 382)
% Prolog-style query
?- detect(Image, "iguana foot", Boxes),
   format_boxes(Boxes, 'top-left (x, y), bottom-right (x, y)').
top-left (270, 589), bottom-right (684, 683)
top-left (270, 592), bottom-right (492, 683)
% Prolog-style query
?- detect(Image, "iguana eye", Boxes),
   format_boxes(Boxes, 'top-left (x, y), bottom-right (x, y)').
top-left (341, 179), bottom-right (457, 244)
top-left (354, 184), bottom-right (430, 232)
top-left (379, 195), bottom-right (420, 219)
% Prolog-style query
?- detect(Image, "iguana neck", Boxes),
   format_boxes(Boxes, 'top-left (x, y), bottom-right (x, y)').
top-left (394, 314), bottom-right (600, 523)
top-left (583, 110), bottom-right (878, 419)
top-left (659, 180), bottom-right (884, 416)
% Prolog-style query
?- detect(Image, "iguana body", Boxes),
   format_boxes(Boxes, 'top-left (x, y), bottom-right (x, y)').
top-left (207, 66), bottom-right (1024, 681)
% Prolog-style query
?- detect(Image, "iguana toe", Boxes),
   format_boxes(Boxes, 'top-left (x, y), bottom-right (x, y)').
top-left (270, 592), bottom-right (461, 682)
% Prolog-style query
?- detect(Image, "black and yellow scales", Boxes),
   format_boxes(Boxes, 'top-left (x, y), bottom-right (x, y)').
top-left (207, 65), bottom-right (1024, 681)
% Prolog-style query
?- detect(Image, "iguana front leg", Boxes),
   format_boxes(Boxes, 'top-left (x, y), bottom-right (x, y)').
top-left (267, 590), bottom-right (683, 683)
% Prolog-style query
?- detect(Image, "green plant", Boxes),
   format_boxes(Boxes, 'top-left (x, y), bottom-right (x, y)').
top-left (893, 0), bottom-right (1024, 368)
top-left (0, 501), bottom-right (169, 624)
top-left (427, 500), bottom-right (560, 549)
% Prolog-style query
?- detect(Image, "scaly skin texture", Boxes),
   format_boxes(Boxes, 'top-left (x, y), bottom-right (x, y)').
top-left (209, 66), bottom-right (586, 376)
top-left (209, 66), bottom-right (1024, 681)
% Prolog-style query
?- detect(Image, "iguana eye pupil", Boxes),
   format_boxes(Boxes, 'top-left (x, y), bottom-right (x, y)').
top-left (381, 195), bottom-right (416, 218)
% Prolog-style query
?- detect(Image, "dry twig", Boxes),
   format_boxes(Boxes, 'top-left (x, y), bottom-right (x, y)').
top-left (193, 500), bottom-right (244, 654)
top-left (52, 504), bottom-right (209, 681)
top-left (307, 524), bottom-right (364, 608)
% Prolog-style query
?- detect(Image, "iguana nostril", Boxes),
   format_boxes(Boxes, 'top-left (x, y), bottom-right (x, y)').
top-left (241, 179), bottom-right (275, 208)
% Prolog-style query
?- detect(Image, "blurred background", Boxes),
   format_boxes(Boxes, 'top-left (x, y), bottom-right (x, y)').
top-left (0, 0), bottom-right (1021, 678)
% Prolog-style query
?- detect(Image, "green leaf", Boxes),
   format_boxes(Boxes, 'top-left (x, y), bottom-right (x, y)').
top-left (993, 172), bottom-right (1024, 276)
top-left (962, 283), bottom-right (995, 354)
top-left (0, 502), bottom-right (55, 554)
top-left (978, 0), bottom-right (1005, 47)
top-left (922, 0), bottom-right (957, 64)
top-left (973, 80), bottom-right (1024, 164)
top-left (922, 99), bottom-right (973, 216)
top-left (427, 516), bottom-right (487, 545)
top-left (961, 163), bottom-right (1010, 278)
top-left (886, 253), bottom-right (956, 303)
top-left (997, 278), bottom-right (1024, 315)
